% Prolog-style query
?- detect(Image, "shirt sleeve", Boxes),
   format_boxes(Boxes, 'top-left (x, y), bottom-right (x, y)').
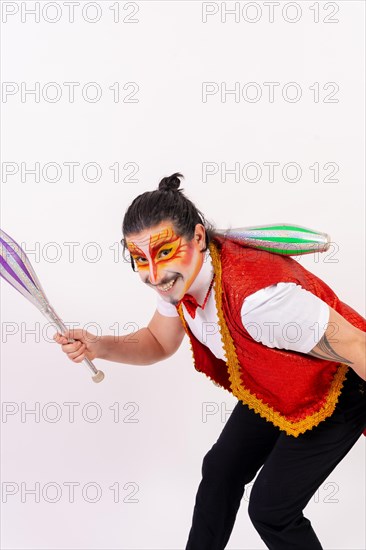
top-left (241, 282), bottom-right (330, 353)
top-left (156, 294), bottom-right (179, 317)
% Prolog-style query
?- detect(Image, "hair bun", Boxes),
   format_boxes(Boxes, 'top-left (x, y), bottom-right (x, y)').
top-left (158, 172), bottom-right (184, 192)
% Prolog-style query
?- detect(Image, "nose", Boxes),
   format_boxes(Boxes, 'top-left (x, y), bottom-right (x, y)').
top-left (147, 260), bottom-right (159, 285)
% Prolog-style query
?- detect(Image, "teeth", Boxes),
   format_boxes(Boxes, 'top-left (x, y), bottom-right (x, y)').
top-left (158, 278), bottom-right (177, 292)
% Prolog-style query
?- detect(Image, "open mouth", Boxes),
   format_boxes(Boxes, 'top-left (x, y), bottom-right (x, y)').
top-left (157, 276), bottom-right (179, 293)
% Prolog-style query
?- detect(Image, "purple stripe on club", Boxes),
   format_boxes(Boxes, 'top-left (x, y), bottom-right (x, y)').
top-left (1, 228), bottom-right (23, 249)
top-left (0, 263), bottom-right (42, 311)
top-left (0, 237), bottom-right (36, 287)
top-left (0, 255), bottom-right (30, 293)
top-left (0, 266), bottom-right (26, 294)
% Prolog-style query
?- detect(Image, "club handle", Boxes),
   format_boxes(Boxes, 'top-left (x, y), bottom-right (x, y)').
top-left (43, 306), bottom-right (105, 383)
top-left (65, 336), bottom-right (105, 383)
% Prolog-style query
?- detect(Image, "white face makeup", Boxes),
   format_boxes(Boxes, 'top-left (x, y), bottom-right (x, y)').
top-left (126, 221), bottom-right (206, 304)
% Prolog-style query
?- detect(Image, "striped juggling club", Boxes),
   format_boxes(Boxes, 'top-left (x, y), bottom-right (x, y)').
top-left (216, 223), bottom-right (330, 254)
top-left (0, 228), bottom-right (105, 383)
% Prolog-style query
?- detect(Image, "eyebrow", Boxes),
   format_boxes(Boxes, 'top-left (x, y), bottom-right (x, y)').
top-left (150, 227), bottom-right (174, 248)
top-left (129, 227), bottom-right (176, 248)
top-left (150, 235), bottom-right (177, 250)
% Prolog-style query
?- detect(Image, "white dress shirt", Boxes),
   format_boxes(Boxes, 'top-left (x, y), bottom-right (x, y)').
top-left (156, 247), bottom-right (330, 360)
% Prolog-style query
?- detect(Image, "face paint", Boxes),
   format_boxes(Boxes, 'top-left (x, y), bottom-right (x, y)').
top-left (126, 222), bottom-right (204, 304)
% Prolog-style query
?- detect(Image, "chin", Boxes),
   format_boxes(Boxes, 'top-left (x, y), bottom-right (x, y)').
top-left (169, 292), bottom-right (183, 305)
top-left (161, 291), bottom-right (183, 306)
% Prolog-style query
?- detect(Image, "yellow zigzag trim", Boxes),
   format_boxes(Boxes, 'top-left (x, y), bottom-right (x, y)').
top-left (208, 240), bottom-right (349, 437)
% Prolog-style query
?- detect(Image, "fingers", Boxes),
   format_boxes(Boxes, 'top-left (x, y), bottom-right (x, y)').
top-left (53, 332), bottom-right (86, 362)
top-left (53, 329), bottom-right (84, 345)
top-left (53, 333), bottom-right (68, 345)
top-left (65, 344), bottom-right (86, 363)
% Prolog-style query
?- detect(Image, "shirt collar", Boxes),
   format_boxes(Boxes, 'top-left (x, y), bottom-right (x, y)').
top-left (185, 248), bottom-right (214, 305)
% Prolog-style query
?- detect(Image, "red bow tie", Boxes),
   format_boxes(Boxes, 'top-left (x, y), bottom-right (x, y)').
top-left (177, 275), bottom-right (215, 319)
top-left (179, 294), bottom-right (200, 319)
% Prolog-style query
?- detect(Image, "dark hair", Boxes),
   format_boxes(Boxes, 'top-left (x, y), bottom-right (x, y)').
top-left (121, 172), bottom-right (218, 271)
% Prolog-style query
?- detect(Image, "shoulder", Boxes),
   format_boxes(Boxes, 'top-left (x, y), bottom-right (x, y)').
top-left (241, 282), bottom-right (331, 352)
top-left (242, 282), bottom-right (328, 315)
top-left (213, 235), bottom-right (297, 270)
top-left (212, 236), bottom-right (302, 292)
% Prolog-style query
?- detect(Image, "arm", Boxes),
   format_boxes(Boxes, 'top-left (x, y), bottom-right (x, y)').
top-left (98, 309), bottom-right (185, 366)
top-left (240, 283), bottom-right (365, 380)
top-left (55, 309), bottom-right (185, 366)
top-left (307, 306), bottom-right (366, 381)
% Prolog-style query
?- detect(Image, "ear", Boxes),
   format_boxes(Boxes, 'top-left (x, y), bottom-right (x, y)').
top-left (194, 223), bottom-right (206, 250)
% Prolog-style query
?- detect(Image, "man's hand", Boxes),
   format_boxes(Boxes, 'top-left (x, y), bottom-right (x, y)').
top-left (53, 329), bottom-right (100, 363)
top-left (307, 306), bottom-right (366, 381)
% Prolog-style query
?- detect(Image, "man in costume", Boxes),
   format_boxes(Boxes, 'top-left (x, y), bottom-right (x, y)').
top-left (54, 172), bottom-right (366, 549)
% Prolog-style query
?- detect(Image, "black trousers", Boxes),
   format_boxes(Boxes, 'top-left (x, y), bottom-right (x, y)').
top-left (185, 369), bottom-right (366, 550)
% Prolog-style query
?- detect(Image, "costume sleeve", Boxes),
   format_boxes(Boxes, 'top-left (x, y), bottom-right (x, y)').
top-left (156, 294), bottom-right (179, 317)
top-left (241, 282), bottom-right (330, 353)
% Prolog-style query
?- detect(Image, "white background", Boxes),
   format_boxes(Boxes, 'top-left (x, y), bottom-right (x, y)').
top-left (1, 1), bottom-right (365, 549)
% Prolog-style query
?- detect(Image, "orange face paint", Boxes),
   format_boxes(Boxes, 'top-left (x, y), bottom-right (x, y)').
top-left (126, 222), bottom-right (204, 304)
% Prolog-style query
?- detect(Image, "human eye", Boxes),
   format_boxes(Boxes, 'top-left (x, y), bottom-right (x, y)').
top-left (158, 248), bottom-right (173, 258)
top-left (155, 237), bottom-right (181, 262)
top-left (134, 256), bottom-right (148, 265)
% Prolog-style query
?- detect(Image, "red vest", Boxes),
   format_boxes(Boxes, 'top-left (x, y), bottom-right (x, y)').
top-left (176, 236), bottom-right (366, 437)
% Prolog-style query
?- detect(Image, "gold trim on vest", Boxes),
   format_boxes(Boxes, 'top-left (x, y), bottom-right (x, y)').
top-left (208, 239), bottom-right (349, 437)
top-left (176, 240), bottom-right (349, 437)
